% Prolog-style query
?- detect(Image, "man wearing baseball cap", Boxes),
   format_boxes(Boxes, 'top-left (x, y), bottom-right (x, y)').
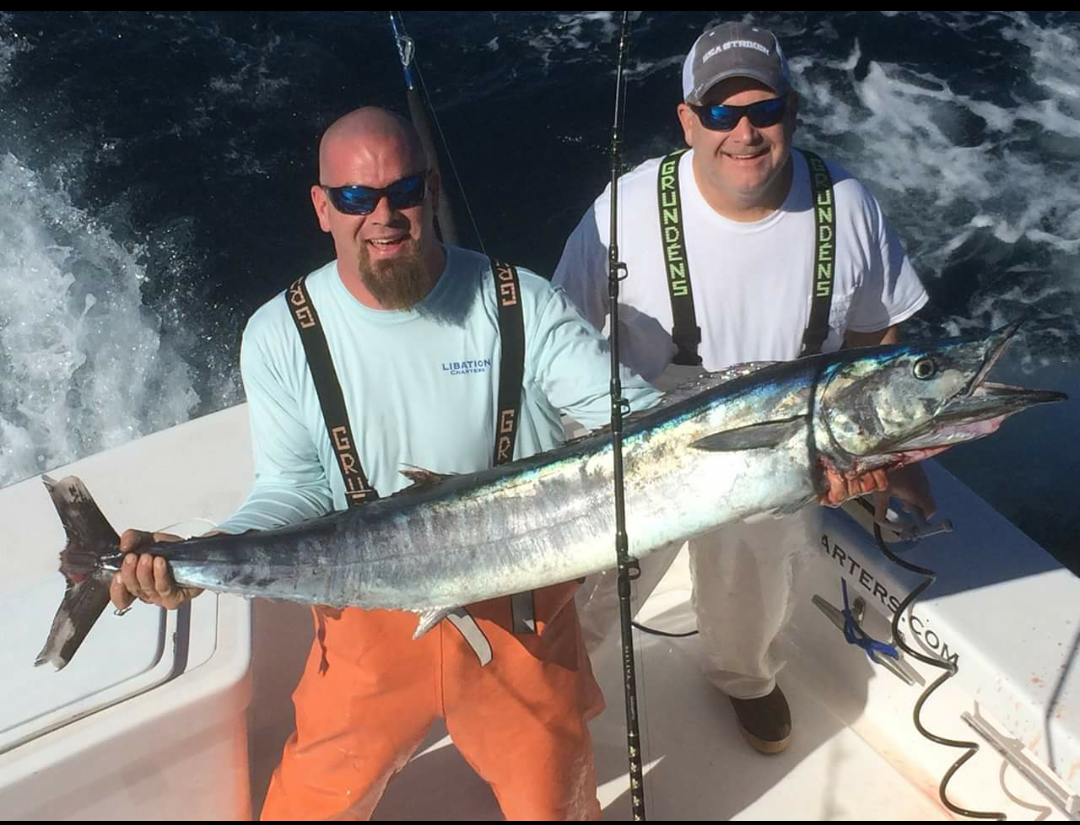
top-left (555, 21), bottom-right (933, 755)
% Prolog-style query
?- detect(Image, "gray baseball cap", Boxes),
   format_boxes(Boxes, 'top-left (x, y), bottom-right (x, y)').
top-left (682, 22), bottom-right (792, 104)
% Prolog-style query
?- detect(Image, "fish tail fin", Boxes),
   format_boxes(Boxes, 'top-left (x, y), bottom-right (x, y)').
top-left (36, 475), bottom-right (121, 670)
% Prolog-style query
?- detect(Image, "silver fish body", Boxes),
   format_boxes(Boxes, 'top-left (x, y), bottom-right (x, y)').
top-left (37, 323), bottom-right (1065, 668)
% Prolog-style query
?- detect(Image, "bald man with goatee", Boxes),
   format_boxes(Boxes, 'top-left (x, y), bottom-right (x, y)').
top-left (111, 107), bottom-right (662, 820)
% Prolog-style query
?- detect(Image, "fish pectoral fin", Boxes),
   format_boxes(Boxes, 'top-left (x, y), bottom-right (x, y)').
top-left (691, 415), bottom-right (805, 452)
top-left (399, 465), bottom-right (456, 491)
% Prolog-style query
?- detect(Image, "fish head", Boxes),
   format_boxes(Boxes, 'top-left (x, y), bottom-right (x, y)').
top-left (815, 320), bottom-right (1066, 477)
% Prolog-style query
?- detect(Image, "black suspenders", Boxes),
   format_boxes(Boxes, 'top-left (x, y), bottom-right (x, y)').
top-left (285, 257), bottom-right (535, 650)
top-left (286, 277), bottom-right (378, 506)
top-left (655, 148), bottom-right (838, 362)
top-left (488, 261), bottom-right (535, 634)
top-left (491, 260), bottom-right (525, 467)
top-left (657, 149), bottom-right (702, 366)
top-left (797, 150), bottom-right (837, 357)
top-left (286, 259), bottom-right (526, 506)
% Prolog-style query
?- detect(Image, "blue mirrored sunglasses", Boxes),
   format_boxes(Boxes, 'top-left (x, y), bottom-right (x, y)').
top-left (690, 97), bottom-right (787, 132)
top-left (322, 171), bottom-right (428, 215)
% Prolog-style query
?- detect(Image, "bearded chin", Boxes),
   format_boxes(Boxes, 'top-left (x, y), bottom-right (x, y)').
top-left (357, 240), bottom-right (435, 309)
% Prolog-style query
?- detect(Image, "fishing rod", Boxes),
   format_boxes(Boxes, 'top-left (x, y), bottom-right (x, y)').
top-left (388, 11), bottom-right (468, 248)
top-left (388, 11), bottom-right (648, 817)
top-left (607, 11), bottom-right (647, 822)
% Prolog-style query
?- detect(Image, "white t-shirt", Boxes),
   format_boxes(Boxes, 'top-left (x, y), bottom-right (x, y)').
top-left (553, 149), bottom-right (929, 383)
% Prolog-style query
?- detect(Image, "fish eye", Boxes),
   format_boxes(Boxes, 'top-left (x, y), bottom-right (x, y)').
top-left (913, 358), bottom-right (937, 380)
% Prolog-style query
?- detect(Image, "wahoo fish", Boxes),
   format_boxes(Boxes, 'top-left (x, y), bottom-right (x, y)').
top-left (37, 321), bottom-right (1065, 669)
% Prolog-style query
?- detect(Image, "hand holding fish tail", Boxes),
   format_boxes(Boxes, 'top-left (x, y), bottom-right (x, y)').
top-left (110, 529), bottom-right (204, 611)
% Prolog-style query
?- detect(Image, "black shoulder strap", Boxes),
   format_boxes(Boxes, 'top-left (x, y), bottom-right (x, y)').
top-left (657, 149), bottom-right (702, 366)
top-left (285, 277), bottom-right (378, 507)
top-left (491, 259), bottom-right (525, 467)
top-left (798, 150), bottom-right (838, 357)
top-left (489, 259), bottom-right (535, 633)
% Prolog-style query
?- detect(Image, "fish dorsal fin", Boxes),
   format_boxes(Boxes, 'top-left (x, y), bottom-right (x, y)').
top-left (661, 362), bottom-right (778, 401)
top-left (568, 362), bottom-right (782, 443)
top-left (399, 465), bottom-right (456, 491)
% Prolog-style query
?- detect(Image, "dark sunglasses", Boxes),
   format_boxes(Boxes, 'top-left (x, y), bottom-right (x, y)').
top-left (690, 97), bottom-right (787, 132)
top-left (322, 171), bottom-right (428, 215)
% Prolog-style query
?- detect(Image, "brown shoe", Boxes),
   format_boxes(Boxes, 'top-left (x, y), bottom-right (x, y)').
top-left (729, 685), bottom-right (792, 754)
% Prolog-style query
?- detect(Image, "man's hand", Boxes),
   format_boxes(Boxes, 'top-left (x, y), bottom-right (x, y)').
top-left (818, 466), bottom-right (889, 508)
top-left (873, 463), bottom-right (936, 523)
top-left (109, 529), bottom-right (208, 611)
top-left (818, 463), bottom-right (937, 525)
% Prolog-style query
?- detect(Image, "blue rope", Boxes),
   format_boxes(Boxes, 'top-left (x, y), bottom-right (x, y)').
top-left (841, 579), bottom-right (900, 661)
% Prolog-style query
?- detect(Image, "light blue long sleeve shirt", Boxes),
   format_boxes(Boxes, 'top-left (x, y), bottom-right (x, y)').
top-left (217, 246), bottom-right (661, 533)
